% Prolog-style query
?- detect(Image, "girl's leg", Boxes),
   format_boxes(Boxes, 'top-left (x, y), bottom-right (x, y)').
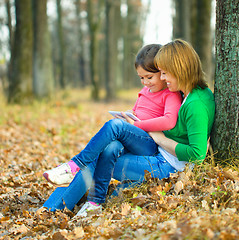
top-left (44, 119), bottom-right (158, 186)
top-left (87, 140), bottom-right (125, 204)
top-left (43, 140), bottom-right (126, 211)
top-left (43, 161), bottom-right (96, 211)
top-left (72, 118), bottom-right (158, 169)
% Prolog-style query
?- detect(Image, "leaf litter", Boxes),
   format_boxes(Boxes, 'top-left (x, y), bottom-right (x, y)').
top-left (0, 89), bottom-right (238, 239)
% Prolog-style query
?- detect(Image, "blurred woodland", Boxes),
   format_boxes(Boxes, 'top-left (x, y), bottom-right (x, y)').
top-left (0, 0), bottom-right (216, 102)
top-left (0, 1), bottom-right (238, 166)
top-left (0, 1), bottom-right (238, 239)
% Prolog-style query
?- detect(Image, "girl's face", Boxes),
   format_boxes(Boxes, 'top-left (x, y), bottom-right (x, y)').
top-left (137, 66), bottom-right (166, 93)
top-left (159, 69), bottom-right (179, 92)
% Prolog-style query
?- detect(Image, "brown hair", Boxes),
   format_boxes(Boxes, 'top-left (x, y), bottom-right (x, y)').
top-left (135, 44), bottom-right (162, 73)
top-left (154, 39), bottom-right (207, 93)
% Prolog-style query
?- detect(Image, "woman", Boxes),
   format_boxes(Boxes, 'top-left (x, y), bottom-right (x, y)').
top-left (42, 39), bottom-right (215, 217)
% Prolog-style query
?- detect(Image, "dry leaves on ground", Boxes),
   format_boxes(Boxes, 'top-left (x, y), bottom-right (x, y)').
top-left (0, 89), bottom-right (238, 239)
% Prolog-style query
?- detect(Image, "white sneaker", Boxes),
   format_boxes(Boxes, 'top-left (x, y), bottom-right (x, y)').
top-left (75, 202), bottom-right (102, 217)
top-left (43, 163), bottom-right (75, 187)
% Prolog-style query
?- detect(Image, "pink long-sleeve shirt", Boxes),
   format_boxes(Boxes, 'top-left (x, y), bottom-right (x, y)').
top-left (133, 87), bottom-right (182, 132)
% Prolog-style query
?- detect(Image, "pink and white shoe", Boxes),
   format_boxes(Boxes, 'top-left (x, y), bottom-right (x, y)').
top-left (75, 202), bottom-right (102, 217)
top-left (43, 163), bottom-right (79, 187)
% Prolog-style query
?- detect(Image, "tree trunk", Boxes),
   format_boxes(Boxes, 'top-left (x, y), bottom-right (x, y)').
top-left (173, 0), bottom-right (191, 42)
top-left (175, 0), bottom-right (214, 89)
top-left (211, 0), bottom-right (239, 160)
top-left (32, 0), bottom-right (54, 98)
top-left (5, 0), bottom-right (13, 93)
top-left (105, 0), bottom-right (121, 101)
top-left (194, 0), bottom-right (213, 89)
top-left (122, 0), bottom-right (144, 89)
top-left (75, 0), bottom-right (87, 87)
top-left (87, 0), bottom-right (104, 100)
top-left (5, 0), bottom-right (13, 52)
top-left (8, 0), bottom-right (33, 103)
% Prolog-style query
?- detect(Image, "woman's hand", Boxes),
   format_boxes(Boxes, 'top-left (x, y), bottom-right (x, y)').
top-left (148, 131), bottom-right (166, 145)
top-left (148, 131), bottom-right (178, 157)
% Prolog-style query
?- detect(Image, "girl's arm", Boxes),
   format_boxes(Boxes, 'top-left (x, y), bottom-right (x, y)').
top-left (134, 92), bottom-right (182, 132)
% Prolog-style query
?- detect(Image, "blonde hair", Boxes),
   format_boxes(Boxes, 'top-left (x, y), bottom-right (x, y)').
top-left (154, 39), bottom-right (207, 93)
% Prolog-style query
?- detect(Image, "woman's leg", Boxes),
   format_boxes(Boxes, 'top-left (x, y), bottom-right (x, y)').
top-left (112, 152), bottom-right (177, 182)
top-left (86, 144), bottom-right (177, 204)
top-left (72, 119), bottom-right (158, 169)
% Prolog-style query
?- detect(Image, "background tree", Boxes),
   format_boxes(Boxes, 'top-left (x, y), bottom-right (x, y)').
top-left (122, 0), bottom-right (144, 89)
top-left (173, 0), bottom-right (191, 42)
top-left (173, 0), bottom-right (213, 87)
top-left (211, 0), bottom-right (238, 160)
top-left (75, 0), bottom-right (88, 87)
top-left (56, 0), bottom-right (66, 88)
top-left (193, 0), bottom-right (213, 88)
top-left (87, 0), bottom-right (104, 100)
top-left (8, 0), bottom-right (33, 103)
top-left (104, 0), bottom-right (121, 101)
top-left (32, 0), bottom-right (54, 98)
top-left (5, 0), bottom-right (13, 53)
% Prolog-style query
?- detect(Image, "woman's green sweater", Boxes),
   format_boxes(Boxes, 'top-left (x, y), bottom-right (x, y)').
top-left (164, 87), bottom-right (215, 163)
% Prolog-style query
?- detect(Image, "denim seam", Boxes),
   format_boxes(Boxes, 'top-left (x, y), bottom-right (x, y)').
top-left (73, 156), bottom-right (87, 169)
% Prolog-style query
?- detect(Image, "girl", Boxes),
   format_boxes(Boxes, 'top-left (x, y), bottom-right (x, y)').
top-left (42, 44), bottom-right (182, 216)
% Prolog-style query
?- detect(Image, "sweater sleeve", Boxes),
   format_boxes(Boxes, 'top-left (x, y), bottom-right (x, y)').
top-left (134, 92), bottom-right (182, 132)
top-left (175, 101), bottom-right (209, 163)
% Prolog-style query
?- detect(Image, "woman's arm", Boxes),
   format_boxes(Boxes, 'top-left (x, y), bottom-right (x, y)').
top-left (148, 131), bottom-right (178, 156)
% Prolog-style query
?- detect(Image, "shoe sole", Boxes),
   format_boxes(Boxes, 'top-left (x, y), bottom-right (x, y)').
top-left (43, 172), bottom-right (70, 187)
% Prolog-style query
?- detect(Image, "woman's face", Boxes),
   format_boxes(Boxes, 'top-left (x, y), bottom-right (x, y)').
top-left (137, 66), bottom-right (166, 93)
top-left (159, 69), bottom-right (179, 92)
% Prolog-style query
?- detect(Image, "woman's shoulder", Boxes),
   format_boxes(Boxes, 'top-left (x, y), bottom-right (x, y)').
top-left (184, 87), bottom-right (215, 113)
top-left (188, 87), bottom-right (214, 103)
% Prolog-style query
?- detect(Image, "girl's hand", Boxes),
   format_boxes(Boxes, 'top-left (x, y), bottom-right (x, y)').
top-left (121, 112), bottom-right (135, 125)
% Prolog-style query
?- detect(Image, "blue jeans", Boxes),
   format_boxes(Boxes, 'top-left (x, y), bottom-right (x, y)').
top-left (43, 119), bottom-right (177, 211)
top-left (71, 119), bottom-right (158, 169)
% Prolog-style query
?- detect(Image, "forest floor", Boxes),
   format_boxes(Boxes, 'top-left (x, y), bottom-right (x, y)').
top-left (0, 89), bottom-right (238, 240)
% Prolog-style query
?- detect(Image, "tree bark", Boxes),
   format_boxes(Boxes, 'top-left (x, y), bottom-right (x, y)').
top-left (211, 0), bottom-right (239, 160)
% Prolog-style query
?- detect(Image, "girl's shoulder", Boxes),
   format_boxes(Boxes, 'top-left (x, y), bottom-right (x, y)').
top-left (162, 88), bottom-right (182, 99)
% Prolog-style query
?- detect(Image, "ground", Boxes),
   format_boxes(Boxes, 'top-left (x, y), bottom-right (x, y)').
top-left (0, 89), bottom-right (238, 239)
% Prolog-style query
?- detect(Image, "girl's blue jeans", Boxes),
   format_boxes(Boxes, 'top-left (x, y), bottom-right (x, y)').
top-left (43, 119), bottom-right (177, 211)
